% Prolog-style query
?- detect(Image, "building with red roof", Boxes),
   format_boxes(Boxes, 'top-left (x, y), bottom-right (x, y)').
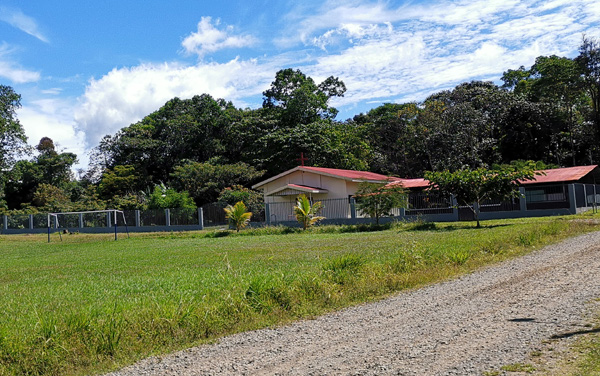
top-left (252, 166), bottom-right (394, 203)
top-left (253, 165), bottom-right (600, 223)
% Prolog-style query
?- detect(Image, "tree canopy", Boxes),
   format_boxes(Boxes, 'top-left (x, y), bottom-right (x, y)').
top-left (425, 165), bottom-right (538, 228)
top-left (3, 37), bottom-right (600, 213)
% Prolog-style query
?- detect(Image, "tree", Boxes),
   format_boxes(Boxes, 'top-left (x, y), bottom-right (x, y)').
top-left (217, 185), bottom-right (264, 218)
top-left (293, 194), bottom-right (325, 230)
top-left (354, 182), bottom-right (407, 225)
top-left (170, 159), bottom-right (264, 206)
top-left (263, 68), bottom-right (346, 127)
top-left (576, 36), bottom-right (600, 141)
top-left (224, 201), bottom-right (252, 232)
top-left (0, 85), bottom-right (28, 171)
top-left (94, 94), bottom-right (241, 186)
top-left (146, 184), bottom-right (196, 209)
top-left (252, 120), bottom-right (371, 176)
top-left (425, 165), bottom-right (538, 228)
top-left (4, 138), bottom-right (78, 209)
top-left (32, 184), bottom-right (72, 212)
top-left (98, 165), bottom-right (139, 199)
top-left (0, 85), bottom-right (28, 207)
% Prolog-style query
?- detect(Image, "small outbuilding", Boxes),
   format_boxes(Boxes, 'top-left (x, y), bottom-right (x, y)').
top-left (252, 166), bottom-right (395, 204)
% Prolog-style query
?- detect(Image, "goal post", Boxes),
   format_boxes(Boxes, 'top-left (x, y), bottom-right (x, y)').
top-left (47, 209), bottom-right (130, 242)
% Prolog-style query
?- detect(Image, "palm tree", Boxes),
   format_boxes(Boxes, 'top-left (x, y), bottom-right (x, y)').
top-left (224, 201), bottom-right (252, 232)
top-left (293, 194), bottom-right (325, 230)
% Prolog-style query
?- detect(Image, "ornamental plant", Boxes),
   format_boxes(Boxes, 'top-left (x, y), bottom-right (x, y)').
top-left (293, 194), bottom-right (325, 230)
top-left (224, 201), bottom-right (253, 232)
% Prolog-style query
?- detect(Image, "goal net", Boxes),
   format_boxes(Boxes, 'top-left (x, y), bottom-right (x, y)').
top-left (47, 209), bottom-right (129, 242)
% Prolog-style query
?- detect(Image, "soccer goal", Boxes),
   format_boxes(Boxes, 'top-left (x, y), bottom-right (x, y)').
top-left (47, 209), bottom-right (130, 242)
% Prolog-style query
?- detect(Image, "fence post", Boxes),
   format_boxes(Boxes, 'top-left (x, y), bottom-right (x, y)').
top-left (106, 212), bottom-right (111, 228)
top-left (519, 187), bottom-right (527, 212)
top-left (350, 198), bottom-right (356, 219)
top-left (165, 209), bottom-right (171, 227)
top-left (135, 210), bottom-right (141, 227)
top-left (450, 194), bottom-right (459, 221)
top-left (568, 184), bottom-right (577, 214)
top-left (198, 207), bottom-right (204, 230)
top-left (265, 203), bottom-right (271, 225)
top-left (78, 213), bottom-right (84, 229)
top-left (29, 214), bottom-right (34, 230)
top-left (3, 214), bottom-right (8, 230)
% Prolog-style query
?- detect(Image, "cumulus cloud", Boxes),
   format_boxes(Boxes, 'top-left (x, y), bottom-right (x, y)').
top-left (18, 98), bottom-right (88, 168)
top-left (0, 7), bottom-right (48, 42)
top-left (74, 59), bottom-right (275, 148)
top-left (70, 0), bottom-right (600, 158)
top-left (181, 17), bottom-right (256, 58)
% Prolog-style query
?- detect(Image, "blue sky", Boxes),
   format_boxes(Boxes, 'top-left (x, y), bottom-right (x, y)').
top-left (1, 0), bottom-right (599, 169)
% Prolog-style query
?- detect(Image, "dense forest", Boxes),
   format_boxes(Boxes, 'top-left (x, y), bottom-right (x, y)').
top-left (1, 36), bottom-right (599, 214)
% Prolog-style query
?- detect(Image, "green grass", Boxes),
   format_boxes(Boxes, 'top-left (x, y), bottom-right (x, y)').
top-left (571, 330), bottom-right (600, 375)
top-left (0, 215), bottom-right (599, 375)
top-left (501, 362), bottom-right (536, 373)
top-left (551, 315), bottom-right (600, 375)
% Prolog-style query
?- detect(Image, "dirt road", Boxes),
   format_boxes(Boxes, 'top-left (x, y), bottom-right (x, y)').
top-left (108, 232), bottom-right (600, 375)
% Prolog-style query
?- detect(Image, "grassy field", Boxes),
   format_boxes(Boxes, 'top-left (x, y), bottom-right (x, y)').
top-left (1, 215), bottom-right (599, 375)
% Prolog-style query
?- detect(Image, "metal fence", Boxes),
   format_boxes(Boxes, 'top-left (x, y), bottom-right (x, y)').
top-left (525, 184), bottom-right (570, 210)
top-left (405, 192), bottom-right (453, 215)
top-left (4, 183), bottom-right (600, 233)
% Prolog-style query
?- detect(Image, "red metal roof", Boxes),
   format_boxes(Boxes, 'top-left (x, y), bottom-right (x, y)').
top-left (299, 166), bottom-right (392, 181)
top-left (521, 165), bottom-right (598, 184)
top-left (386, 178), bottom-right (430, 189)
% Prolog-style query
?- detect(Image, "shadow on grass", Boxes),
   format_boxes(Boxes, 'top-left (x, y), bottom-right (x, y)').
top-left (402, 223), bottom-right (512, 232)
top-left (551, 327), bottom-right (600, 339)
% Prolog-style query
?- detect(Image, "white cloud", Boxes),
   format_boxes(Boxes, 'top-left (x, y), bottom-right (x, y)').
top-left (0, 7), bottom-right (48, 42)
top-left (290, 0), bottom-right (600, 111)
top-left (18, 98), bottom-right (88, 168)
top-left (0, 43), bottom-right (40, 83)
top-left (68, 0), bottom-right (600, 161)
top-left (74, 59), bottom-right (275, 149)
top-left (181, 17), bottom-right (256, 58)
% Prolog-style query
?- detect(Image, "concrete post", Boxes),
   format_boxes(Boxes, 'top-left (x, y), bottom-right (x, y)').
top-left (450, 195), bottom-right (459, 221)
top-left (198, 207), bottom-right (204, 230)
top-left (265, 203), bottom-right (271, 225)
top-left (107, 212), bottom-right (111, 227)
top-left (3, 214), bottom-right (8, 230)
top-left (29, 214), bottom-right (34, 230)
top-left (78, 213), bottom-right (84, 229)
top-left (350, 198), bottom-right (356, 219)
top-left (519, 187), bottom-right (527, 212)
top-left (165, 209), bottom-right (171, 227)
top-left (568, 184), bottom-right (577, 214)
top-left (135, 210), bottom-right (141, 227)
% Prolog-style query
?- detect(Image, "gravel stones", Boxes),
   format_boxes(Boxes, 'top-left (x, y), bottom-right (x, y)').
top-left (107, 232), bottom-right (600, 376)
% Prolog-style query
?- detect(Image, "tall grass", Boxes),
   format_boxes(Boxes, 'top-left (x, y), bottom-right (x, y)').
top-left (0, 215), bottom-right (598, 375)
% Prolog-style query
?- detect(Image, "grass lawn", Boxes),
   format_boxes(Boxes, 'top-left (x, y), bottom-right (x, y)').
top-left (1, 215), bottom-right (599, 375)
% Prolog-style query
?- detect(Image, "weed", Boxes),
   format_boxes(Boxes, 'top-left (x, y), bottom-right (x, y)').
top-left (244, 275), bottom-right (292, 313)
top-left (406, 218), bottom-right (437, 231)
top-left (501, 362), bottom-right (535, 373)
top-left (0, 215), bottom-right (597, 375)
top-left (95, 307), bottom-right (124, 357)
top-left (390, 251), bottom-right (421, 273)
top-left (447, 250), bottom-right (471, 265)
top-left (322, 253), bottom-right (365, 284)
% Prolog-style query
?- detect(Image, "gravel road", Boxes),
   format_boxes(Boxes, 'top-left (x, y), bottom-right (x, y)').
top-left (108, 231), bottom-right (600, 376)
